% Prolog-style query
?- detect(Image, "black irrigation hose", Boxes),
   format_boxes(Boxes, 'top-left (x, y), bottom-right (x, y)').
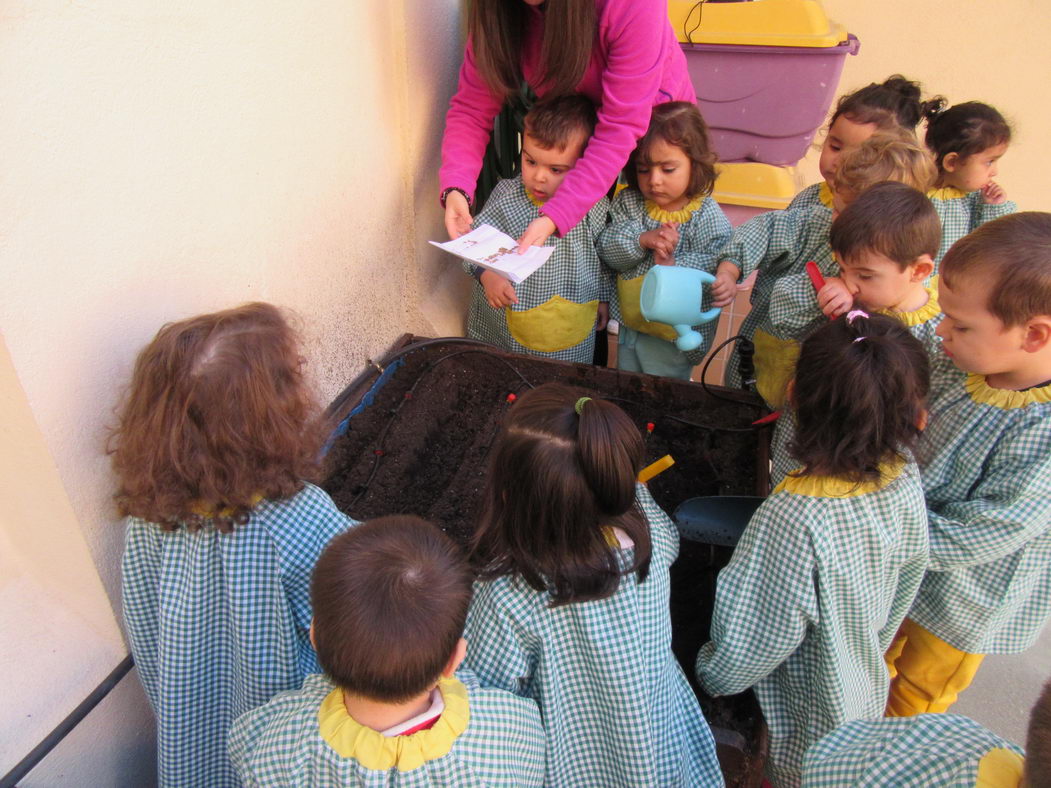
top-left (348, 348), bottom-right (537, 509)
top-left (1, 655), bottom-right (135, 788)
top-left (699, 334), bottom-right (764, 407)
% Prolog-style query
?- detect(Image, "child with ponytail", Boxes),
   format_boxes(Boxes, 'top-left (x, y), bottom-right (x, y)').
top-left (924, 100), bottom-right (1016, 263)
top-left (696, 313), bottom-right (931, 788)
top-left (464, 383), bottom-right (723, 787)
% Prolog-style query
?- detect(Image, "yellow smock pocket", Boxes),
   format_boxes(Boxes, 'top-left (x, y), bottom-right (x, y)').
top-left (617, 275), bottom-right (678, 343)
top-left (753, 329), bottom-right (800, 409)
top-left (506, 295), bottom-right (599, 353)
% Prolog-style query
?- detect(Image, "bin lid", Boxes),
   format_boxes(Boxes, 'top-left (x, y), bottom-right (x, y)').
top-left (712, 163), bottom-right (797, 209)
top-left (668, 0), bottom-right (849, 48)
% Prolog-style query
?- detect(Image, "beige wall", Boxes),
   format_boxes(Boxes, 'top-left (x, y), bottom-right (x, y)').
top-left (0, 0), bottom-right (465, 783)
top-left (796, 0), bottom-right (1050, 212)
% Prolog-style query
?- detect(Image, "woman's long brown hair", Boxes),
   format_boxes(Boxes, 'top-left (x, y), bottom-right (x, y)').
top-left (470, 383), bottom-right (651, 606)
top-left (469, 0), bottom-right (597, 100)
top-left (109, 302), bottom-right (324, 531)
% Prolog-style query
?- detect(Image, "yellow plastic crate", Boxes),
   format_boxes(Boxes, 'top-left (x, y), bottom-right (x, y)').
top-left (668, 0), bottom-right (848, 48)
top-left (712, 163), bottom-right (796, 210)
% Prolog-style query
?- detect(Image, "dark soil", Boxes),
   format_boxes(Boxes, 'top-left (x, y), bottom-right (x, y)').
top-left (322, 338), bottom-right (771, 787)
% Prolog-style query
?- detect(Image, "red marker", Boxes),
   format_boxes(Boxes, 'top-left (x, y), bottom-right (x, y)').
top-left (751, 411), bottom-right (781, 426)
top-left (805, 261), bottom-right (826, 293)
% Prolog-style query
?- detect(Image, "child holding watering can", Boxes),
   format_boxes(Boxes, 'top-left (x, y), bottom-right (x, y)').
top-left (598, 102), bottom-right (732, 379)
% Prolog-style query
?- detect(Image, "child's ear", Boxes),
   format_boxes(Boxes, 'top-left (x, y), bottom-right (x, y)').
top-left (1021, 317), bottom-right (1051, 353)
top-left (309, 620), bottom-right (317, 649)
top-left (909, 255), bottom-right (934, 282)
top-left (785, 379), bottom-right (796, 408)
top-left (442, 637), bottom-right (468, 678)
top-left (942, 152), bottom-right (960, 173)
top-left (916, 408), bottom-right (929, 432)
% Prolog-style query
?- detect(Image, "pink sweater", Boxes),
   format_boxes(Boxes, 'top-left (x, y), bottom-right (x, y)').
top-left (440, 0), bottom-right (695, 236)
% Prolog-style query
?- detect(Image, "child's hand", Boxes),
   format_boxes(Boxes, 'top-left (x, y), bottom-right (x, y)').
top-left (595, 301), bottom-right (609, 331)
top-left (654, 248), bottom-right (675, 266)
top-left (981, 181), bottom-right (1008, 205)
top-left (517, 216), bottom-right (557, 253)
top-left (817, 277), bottom-right (854, 319)
top-left (480, 270), bottom-right (518, 308)
top-left (711, 262), bottom-right (740, 308)
top-left (444, 190), bottom-right (472, 239)
top-left (640, 222), bottom-right (680, 258)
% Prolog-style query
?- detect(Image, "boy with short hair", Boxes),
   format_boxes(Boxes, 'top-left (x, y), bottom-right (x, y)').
top-left (886, 212), bottom-right (1051, 717)
top-left (769, 181), bottom-right (943, 487)
top-left (465, 94), bottom-right (611, 363)
top-left (228, 516), bottom-right (546, 787)
top-left (802, 676), bottom-right (1051, 787)
top-left (715, 129), bottom-right (936, 405)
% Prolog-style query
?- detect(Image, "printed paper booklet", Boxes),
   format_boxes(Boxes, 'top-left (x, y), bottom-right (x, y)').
top-left (430, 224), bottom-right (554, 284)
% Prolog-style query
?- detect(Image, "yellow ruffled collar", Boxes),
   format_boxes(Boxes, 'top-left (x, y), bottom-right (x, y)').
top-left (645, 195), bottom-right (704, 223)
top-left (881, 279), bottom-right (940, 327)
top-left (927, 185), bottom-right (970, 201)
top-left (818, 180), bottom-right (833, 208)
top-left (189, 493), bottom-right (263, 519)
top-left (966, 373), bottom-right (1051, 410)
top-left (318, 676), bottom-right (469, 772)
top-left (776, 458), bottom-right (906, 498)
top-left (525, 189), bottom-right (545, 208)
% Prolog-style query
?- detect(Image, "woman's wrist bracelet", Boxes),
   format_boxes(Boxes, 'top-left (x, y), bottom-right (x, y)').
top-left (440, 186), bottom-right (471, 209)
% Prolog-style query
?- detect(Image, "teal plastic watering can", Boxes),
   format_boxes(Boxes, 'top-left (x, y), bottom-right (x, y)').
top-left (639, 267), bottom-right (722, 352)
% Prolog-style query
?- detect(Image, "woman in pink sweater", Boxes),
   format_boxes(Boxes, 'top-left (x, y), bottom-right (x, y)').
top-left (440, 0), bottom-right (695, 249)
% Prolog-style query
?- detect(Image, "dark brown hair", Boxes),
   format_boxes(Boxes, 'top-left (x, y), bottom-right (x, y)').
top-left (1027, 678), bottom-right (1051, 787)
top-left (830, 182), bottom-right (941, 269)
top-left (311, 516), bottom-right (473, 702)
top-left (468, 0), bottom-right (596, 100)
top-left (789, 313), bottom-right (929, 484)
top-left (470, 383), bottom-right (652, 607)
top-left (523, 94), bottom-right (597, 151)
top-left (940, 212), bottom-right (1051, 327)
top-left (626, 101), bottom-right (718, 198)
top-left (109, 302), bottom-right (323, 531)
top-left (832, 129), bottom-right (938, 198)
top-left (831, 75), bottom-right (940, 131)
top-left (923, 100), bottom-right (1012, 172)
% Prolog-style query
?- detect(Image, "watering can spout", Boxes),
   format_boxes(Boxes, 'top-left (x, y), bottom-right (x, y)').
top-left (639, 267), bottom-right (723, 353)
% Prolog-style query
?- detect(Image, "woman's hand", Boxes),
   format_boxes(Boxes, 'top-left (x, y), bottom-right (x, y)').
top-left (444, 190), bottom-right (473, 240)
top-left (517, 216), bottom-right (557, 253)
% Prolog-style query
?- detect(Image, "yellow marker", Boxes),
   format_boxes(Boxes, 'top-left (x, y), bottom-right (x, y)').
top-left (638, 454), bottom-right (675, 484)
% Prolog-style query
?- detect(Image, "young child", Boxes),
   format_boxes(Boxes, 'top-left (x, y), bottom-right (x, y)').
top-left (718, 129), bottom-right (936, 404)
top-left (229, 516), bottom-right (546, 787)
top-left (886, 213), bottom-right (1051, 718)
top-left (696, 313), bottom-right (931, 788)
top-left (788, 75), bottom-right (936, 213)
top-left (112, 302), bottom-right (356, 788)
top-left (803, 676), bottom-right (1051, 787)
top-left (464, 94), bottom-right (610, 363)
top-left (925, 101), bottom-right (1016, 263)
top-left (597, 101), bottom-right (732, 379)
top-left (769, 181), bottom-right (943, 487)
top-left (463, 384), bottom-right (723, 787)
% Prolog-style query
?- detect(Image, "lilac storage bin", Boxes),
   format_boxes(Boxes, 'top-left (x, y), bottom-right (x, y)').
top-left (683, 34), bottom-right (860, 165)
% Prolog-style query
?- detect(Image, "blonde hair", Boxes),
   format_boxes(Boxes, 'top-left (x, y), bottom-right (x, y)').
top-left (833, 129), bottom-right (937, 198)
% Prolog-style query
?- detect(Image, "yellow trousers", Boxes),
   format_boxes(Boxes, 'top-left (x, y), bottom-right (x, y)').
top-left (884, 618), bottom-right (985, 716)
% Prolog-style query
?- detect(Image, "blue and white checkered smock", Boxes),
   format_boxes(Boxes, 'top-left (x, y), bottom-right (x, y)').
top-left (464, 176), bottom-right (611, 364)
top-left (786, 182), bottom-right (832, 214)
top-left (928, 187), bottom-right (1017, 265)
top-left (717, 205), bottom-right (835, 387)
top-left (696, 463), bottom-right (929, 788)
top-left (909, 360), bottom-right (1051, 655)
top-left (228, 670), bottom-right (546, 787)
top-left (802, 713), bottom-right (1024, 788)
top-left (463, 484), bottom-right (724, 787)
top-left (122, 483), bottom-right (356, 787)
top-left (597, 187), bottom-right (732, 365)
